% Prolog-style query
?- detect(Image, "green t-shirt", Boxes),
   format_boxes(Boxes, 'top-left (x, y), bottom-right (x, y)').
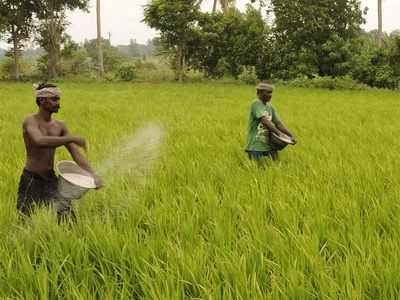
top-left (245, 99), bottom-right (280, 152)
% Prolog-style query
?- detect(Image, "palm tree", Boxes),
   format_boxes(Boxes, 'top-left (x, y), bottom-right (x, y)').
top-left (378, 0), bottom-right (383, 47)
top-left (212, 0), bottom-right (217, 12)
top-left (96, 0), bottom-right (104, 77)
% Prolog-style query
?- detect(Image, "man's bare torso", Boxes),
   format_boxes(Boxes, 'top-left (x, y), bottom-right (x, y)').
top-left (23, 114), bottom-right (65, 174)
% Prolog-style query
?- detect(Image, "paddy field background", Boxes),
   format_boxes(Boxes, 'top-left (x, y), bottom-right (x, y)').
top-left (0, 82), bottom-right (399, 299)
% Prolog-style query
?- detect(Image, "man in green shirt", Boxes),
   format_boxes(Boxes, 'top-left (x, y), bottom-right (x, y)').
top-left (245, 83), bottom-right (296, 161)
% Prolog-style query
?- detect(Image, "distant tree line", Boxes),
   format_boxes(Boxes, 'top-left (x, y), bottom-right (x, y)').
top-left (0, 0), bottom-right (90, 80)
top-left (1, 0), bottom-right (399, 89)
top-left (143, 0), bottom-right (400, 89)
top-left (0, 36), bottom-right (156, 80)
top-left (0, 0), bottom-right (158, 81)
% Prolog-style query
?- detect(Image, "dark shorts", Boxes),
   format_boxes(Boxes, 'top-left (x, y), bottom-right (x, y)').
top-left (246, 138), bottom-right (288, 161)
top-left (246, 150), bottom-right (275, 160)
top-left (17, 169), bottom-right (74, 217)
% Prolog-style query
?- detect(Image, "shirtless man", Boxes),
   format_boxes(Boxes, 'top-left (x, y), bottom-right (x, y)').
top-left (17, 83), bottom-right (102, 219)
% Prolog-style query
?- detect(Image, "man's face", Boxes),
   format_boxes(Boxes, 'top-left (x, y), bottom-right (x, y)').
top-left (258, 90), bottom-right (273, 103)
top-left (40, 96), bottom-right (60, 113)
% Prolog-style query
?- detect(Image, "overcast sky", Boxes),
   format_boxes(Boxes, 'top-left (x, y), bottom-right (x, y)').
top-left (1, 0), bottom-right (399, 48)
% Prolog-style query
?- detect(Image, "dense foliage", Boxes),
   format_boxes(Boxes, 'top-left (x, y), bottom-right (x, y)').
top-left (0, 0), bottom-right (399, 89)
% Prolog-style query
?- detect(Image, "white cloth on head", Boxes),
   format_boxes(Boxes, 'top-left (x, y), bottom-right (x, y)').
top-left (36, 87), bottom-right (61, 98)
top-left (256, 83), bottom-right (274, 92)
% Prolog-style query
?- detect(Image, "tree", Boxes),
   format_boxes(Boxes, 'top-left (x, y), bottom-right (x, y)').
top-left (0, 0), bottom-right (36, 80)
top-left (187, 12), bottom-right (226, 77)
top-left (183, 6), bottom-right (267, 79)
top-left (83, 38), bottom-right (125, 72)
top-left (36, 11), bottom-right (67, 78)
top-left (144, 0), bottom-right (201, 81)
top-left (269, 0), bottom-right (365, 78)
top-left (0, 12), bottom-right (7, 36)
top-left (205, 6), bottom-right (266, 78)
top-left (352, 33), bottom-right (400, 89)
top-left (34, 0), bottom-right (89, 78)
top-left (96, 0), bottom-right (104, 77)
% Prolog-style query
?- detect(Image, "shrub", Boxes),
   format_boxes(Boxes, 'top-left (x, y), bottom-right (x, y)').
top-left (0, 57), bottom-right (38, 80)
top-left (288, 75), bottom-right (369, 90)
top-left (288, 76), bottom-right (313, 88)
top-left (104, 72), bottom-right (116, 82)
top-left (134, 59), bottom-right (157, 71)
top-left (238, 66), bottom-right (258, 84)
top-left (61, 49), bottom-right (93, 75)
top-left (116, 63), bottom-right (137, 81)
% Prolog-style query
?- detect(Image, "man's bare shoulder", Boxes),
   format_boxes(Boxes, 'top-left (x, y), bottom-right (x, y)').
top-left (22, 114), bottom-right (39, 128)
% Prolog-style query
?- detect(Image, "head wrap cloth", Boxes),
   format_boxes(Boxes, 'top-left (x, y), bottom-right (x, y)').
top-left (256, 83), bottom-right (274, 93)
top-left (36, 87), bottom-right (61, 98)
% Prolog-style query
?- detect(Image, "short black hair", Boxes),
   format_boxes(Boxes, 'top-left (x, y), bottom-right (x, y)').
top-left (36, 82), bottom-right (57, 106)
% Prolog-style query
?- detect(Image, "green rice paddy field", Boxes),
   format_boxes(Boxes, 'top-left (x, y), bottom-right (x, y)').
top-left (0, 82), bottom-right (399, 299)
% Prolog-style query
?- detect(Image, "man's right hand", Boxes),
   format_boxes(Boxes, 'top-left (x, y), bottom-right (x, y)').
top-left (93, 175), bottom-right (103, 189)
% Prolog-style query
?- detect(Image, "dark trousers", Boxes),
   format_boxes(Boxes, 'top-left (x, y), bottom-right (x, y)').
top-left (17, 169), bottom-right (75, 220)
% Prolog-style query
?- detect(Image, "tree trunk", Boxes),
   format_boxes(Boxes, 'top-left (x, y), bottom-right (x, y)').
top-left (176, 45), bottom-right (184, 82)
top-left (221, 0), bottom-right (232, 13)
top-left (46, 11), bottom-right (61, 79)
top-left (221, 0), bottom-right (227, 13)
top-left (97, 0), bottom-right (105, 77)
top-left (48, 47), bottom-right (59, 78)
top-left (182, 49), bottom-right (186, 81)
top-left (212, 0), bottom-right (217, 13)
top-left (378, 0), bottom-right (383, 47)
top-left (11, 25), bottom-right (20, 81)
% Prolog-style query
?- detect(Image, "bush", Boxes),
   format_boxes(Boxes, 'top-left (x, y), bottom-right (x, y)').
top-left (116, 63), bottom-right (137, 81)
top-left (351, 35), bottom-right (400, 89)
top-left (288, 75), bottom-right (369, 90)
top-left (238, 66), bottom-right (258, 84)
top-left (0, 56), bottom-right (38, 80)
top-left (61, 49), bottom-right (93, 75)
top-left (134, 59), bottom-right (157, 71)
top-left (288, 76), bottom-right (313, 88)
top-left (104, 72), bottom-right (116, 82)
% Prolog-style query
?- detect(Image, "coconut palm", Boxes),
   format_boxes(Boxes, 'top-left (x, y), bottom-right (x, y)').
top-left (378, 0), bottom-right (383, 47)
top-left (96, 0), bottom-right (104, 77)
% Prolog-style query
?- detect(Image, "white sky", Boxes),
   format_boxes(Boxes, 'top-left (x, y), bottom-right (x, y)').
top-left (1, 0), bottom-right (399, 48)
